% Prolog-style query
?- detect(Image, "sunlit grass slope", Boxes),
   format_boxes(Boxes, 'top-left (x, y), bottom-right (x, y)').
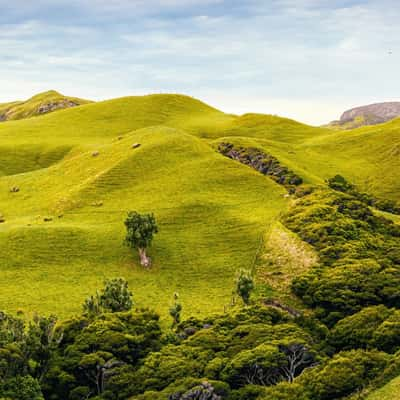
top-left (0, 126), bottom-right (286, 317)
top-left (0, 92), bottom-right (398, 318)
top-left (0, 94), bottom-right (233, 146)
top-left (212, 116), bottom-right (400, 201)
top-left (3, 92), bottom-right (398, 200)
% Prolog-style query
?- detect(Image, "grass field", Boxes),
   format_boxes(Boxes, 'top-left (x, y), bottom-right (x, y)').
top-left (0, 93), bottom-right (398, 319)
top-left (0, 123), bottom-right (287, 318)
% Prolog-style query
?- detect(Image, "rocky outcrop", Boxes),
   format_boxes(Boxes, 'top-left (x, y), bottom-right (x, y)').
top-left (218, 142), bottom-right (303, 192)
top-left (329, 102), bottom-right (400, 129)
top-left (0, 91), bottom-right (91, 122)
top-left (37, 99), bottom-right (79, 114)
top-left (169, 382), bottom-right (221, 400)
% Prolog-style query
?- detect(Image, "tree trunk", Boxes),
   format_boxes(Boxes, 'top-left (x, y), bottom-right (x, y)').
top-left (138, 248), bottom-right (151, 267)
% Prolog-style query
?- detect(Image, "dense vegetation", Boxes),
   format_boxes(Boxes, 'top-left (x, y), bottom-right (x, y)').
top-left (327, 175), bottom-right (400, 215)
top-left (284, 187), bottom-right (400, 325)
top-left (1, 277), bottom-right (399, 400)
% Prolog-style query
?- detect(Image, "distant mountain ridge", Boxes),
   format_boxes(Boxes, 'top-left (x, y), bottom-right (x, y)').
top-left (329, 101), bottom-right (400, 129)
top-left (0, 90), bottom-right (91, 122)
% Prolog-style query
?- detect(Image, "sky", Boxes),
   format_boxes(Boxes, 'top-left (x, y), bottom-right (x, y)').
top-left (0, 0), bottom-right (399, 125)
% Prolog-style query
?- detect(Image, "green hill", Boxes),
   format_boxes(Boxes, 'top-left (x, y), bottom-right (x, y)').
top-left (0, 92), bottom-right (398, 319)
top-left (213, 117), bottom-right (400, 202)
top-left (0, 90), bottom-right (91, 122)
top-left (0, 123), bottom-right (286, 317)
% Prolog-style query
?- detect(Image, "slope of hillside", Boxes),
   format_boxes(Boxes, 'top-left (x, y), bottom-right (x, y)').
top-left (0, 93), bottom-right (233, 146)
top-left (0, 92), bottom-right (398, 318)
top-left (4, 92), bottom-right (397, 199)
top-left (213, 117), bottom-right (400, 202)
top-left (0, 90), bottom-right (91, 122)
top-left (0, 125), bottom-right (287, 317)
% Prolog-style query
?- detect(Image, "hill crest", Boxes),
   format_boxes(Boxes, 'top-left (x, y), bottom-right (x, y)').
top-left (0, 90), bottom-right (91, 122)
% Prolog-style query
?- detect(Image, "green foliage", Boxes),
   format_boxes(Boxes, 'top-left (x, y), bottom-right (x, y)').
top-left (363, 352), bottom-right (400, 399)
top-left (127, 305), bottom-right (317, 397)
top-left (124, 212), bottom-right (158, 251)
top-left (300, 349), bottom-right (390, 400)
top-left (0, 375), bottom-right (44, 400)
top-left (42, 309), bottom-right (162, 399)
top-left (327, 174), bottom-right (355, 193)
top-left (235, 269), bottom-right (254, 305)
top-left (0, 311), bottom-right (61, 384)
top-left (25, 314), bottom-right (62, 381)
top-left (2, 297), bottom-right (394, 400)
top-left (329, 305), bottom-right (400, 353)
top-left (328, 175), bottom-right (400, 215)
top-left (221, 343), bottom-right (286, 387)
top-left (132, 378), bottom-right (230, 400)
top-left (169, 293), bottom-right (182, 328)
top-left (284, 188), bottom-right (400, 324)
top-left (124, 211), bottom-right (158, 267)
top-left (83, 278), bottom-right (133, 317)
top-left (0, 311), bottom-right (25, 347)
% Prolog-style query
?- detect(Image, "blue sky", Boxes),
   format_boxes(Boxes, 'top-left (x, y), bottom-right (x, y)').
top-left (0, 0), bottom-right (399, 124)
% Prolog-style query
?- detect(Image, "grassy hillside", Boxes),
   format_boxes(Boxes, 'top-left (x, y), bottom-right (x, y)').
top-left (0, 124), bottom-right (287, 317)
top-left (0, 92), bottom-right (398, 319)
top-left (0, 90), bottom-right (91, 122)
top-left (0, 93), bottom-right (232, 146)
top-left (212, 117), bottom-right (400, 201)
top-left (2, 92), bottom-right (398, 199)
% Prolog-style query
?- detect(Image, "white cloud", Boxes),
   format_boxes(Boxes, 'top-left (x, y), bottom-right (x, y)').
top-left (0, 0), bottom-right (400, 124)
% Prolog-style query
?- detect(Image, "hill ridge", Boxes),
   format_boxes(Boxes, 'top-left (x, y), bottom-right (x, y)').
top-left (328, 101), bottom-right (400, 129)
top-left (0, 90), bottom-right (91, 122)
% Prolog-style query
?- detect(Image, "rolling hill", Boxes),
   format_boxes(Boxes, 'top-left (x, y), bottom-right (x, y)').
top-left (0, 90), bottom-right (91, 122)
top-left (0, 92), bottom-right (399, 320)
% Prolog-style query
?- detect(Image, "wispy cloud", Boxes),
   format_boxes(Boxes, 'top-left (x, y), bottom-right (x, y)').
top-left (0, 0), bottom-right (399, 124)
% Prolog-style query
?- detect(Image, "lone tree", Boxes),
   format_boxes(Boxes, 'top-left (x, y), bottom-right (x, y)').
top-left (124, 211), bottom-right (158, 267)
top-left (235, 269), bottom-right (254, 305)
